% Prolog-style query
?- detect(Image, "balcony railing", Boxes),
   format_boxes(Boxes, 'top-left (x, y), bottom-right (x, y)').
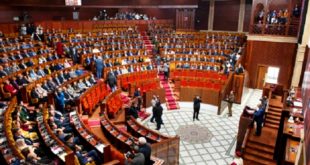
top-left (249, 24), bottom-right (298, 37)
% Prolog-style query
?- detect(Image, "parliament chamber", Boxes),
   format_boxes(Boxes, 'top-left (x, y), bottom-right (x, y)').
top-left (0, 0), bottom-right (309, 165)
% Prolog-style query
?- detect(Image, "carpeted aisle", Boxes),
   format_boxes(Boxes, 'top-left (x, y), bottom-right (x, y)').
top-left (159, 74), bottom-right (179, 110)
top-left (140, 31), bottom-right (153, 53)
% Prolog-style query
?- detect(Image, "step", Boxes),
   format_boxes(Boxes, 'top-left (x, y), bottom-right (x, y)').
top-left (245, 147), bottom-right (274, 161)
top-left (243, 153), bottom-right (276, 165)
top-left (246, 141), bottom-right (274, 154)
top-left (264, 123), bottom-right (279, 129)
top-left (268, 107), bottom-right (282, 112)
top-left (266, 114), bottom-right (281, 121)
top-left (265, 118), bottom-right (280, 125)
top-left (267, 111), bottom-right (281, 117)
top-left (268, 103), bottom-right (283, 109)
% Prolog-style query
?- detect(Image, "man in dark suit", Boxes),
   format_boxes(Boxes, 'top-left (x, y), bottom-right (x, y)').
top-left (138, 137), bottom-right (152, 165)
top-left (253, 104), bottom-right (265, 136)
top-left (55, 88), bottom-right (65, 113)
top-left (154, 102), bottom-right (163, 130)
top-left (47, 77), bottom-right (57, 91)
top-left (16, 74), bottom-right (29, 86)
top-left (193, 96), bottom-right (201, 121)
top-left (41, 80), bottom-right (51, 92)
top-left (94, 56), bottom-right (104, 79)
top-left (0, 66), bottom-right (7, 78)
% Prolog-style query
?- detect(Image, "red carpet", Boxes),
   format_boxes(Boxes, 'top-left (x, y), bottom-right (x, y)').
top-left (141, 31), bottom-right (153, 53)
top-left (138, 109), bottom-right (150, 121)
top-left (159, 74), bottom-right (179, 110)
top-left (88, 119), bottom-right (100, 127)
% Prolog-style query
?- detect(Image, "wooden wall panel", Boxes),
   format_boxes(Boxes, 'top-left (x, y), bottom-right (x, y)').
top-left (9, 0), bottom-right (198, 6)
top-left (213, 0), bottom-right (240, 31)
top-left (302, 45), bottom-right (310, 165)
top-left (135, 9), bottom-right (176, 20)
top-left (243, 0), bottom-right (253, 32)
top-left (299, 46), bottom-right (309, 86)
top-left (195, 0), bottom-right (209, 30)
top-left (245, 40), bottom-right (297, 89)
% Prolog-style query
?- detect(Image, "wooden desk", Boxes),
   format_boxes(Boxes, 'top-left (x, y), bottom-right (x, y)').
top-left (285, 138), bottom-right (299, 165)
top-left (283, 117), bottom-right (304, 139)
top-left (126, 116), bottom-right (170, 143)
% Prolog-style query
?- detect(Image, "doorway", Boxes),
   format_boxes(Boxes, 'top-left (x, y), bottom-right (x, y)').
top-left (256, 65), bottom-right (268, 89)
top-left (256, 65), bottom-right (280, 89)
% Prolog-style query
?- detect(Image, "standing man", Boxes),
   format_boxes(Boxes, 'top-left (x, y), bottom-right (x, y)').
top-left (154, 102), bottom-right (163, 130)
top-left (55, 88), bottom-right (65, 113)
top-left (163, 62), bottom-right (169, 80)
top-left (125, 145), bottom-right (145, 165)
top-left (150, 95), bottom-right (158, 123)
top-left (193, 96), bottom-right (201, 121)
top-left (94, 56), bottom-right (104, 79)
top-left (138, 137), bottom-right (152, 165)
top-left (253, 104), bottom-right (265, 136)
top-left (227, 90), bottom-right (235, 117)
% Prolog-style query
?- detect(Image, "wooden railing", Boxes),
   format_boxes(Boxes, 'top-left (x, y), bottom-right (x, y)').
top-left (40, 106), bottom-right (77, 164)
top-left (0, 20), bottom-right (174, 35)
top-left (2, 97), bottom-right (25, 163)
top-left (249, 24), bottom-right (298, 37)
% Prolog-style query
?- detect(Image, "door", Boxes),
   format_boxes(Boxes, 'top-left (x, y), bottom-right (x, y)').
top-left (256, 65), bottom-right (268, 89)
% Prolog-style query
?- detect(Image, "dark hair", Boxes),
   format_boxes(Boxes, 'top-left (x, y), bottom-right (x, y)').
top-left (21, 147), bottom-right (30, 157)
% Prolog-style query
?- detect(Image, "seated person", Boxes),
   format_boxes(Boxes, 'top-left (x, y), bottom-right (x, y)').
top-left (69, 69), bottom-right (78, 78)
top-left (128, 102), bottom-right (139, 119)
top-left (3, 79), bottom-right (18, 96)
top-left (89, 74), bottom-right (96, 84)
top-left (16, 74), bottom-right (29, 86)
top-left (53, 74), bottom-right (62, 86)
top-left (43, 66), bottom-right (52, 75)
top-left (36, 67), bottom-right (46, 77)
top-left (77, 79), bottom-right (88, 91)
top-left (31, 84), bottom-right (48, 102)
top-left (41, 80), bottom-right (51, 92)
top-left (29, 69), bottom-right (39, 81)
top-left (75, 144), bottom-right (101, 165)
top-left (62, 87), bottom-right (75, 104)
top-left (58, 71), bottom-right (66, 84)
top-left (47, 77), bottom-right (57, 90)
top-left (64, 70), bottom-right (71, 80)
top-left (75, 68), bottom-right (84, 76)
top-left (83, 77), bottom-right (92, 87)
top-left (67, 84), bottom-right (80, 98)
top-left (20, 145), bottom-right (51, 164)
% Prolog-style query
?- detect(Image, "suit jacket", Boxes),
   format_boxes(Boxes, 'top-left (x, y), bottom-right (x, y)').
top-left (19, 63), bottom-right (27, 69)
top-left (16, 77), bottom-right (28, 86)
top-left (47, 81), bottom-right (57, 90)
top-left (254, 108), bottom-right (265, 124)
top-left (42, 83), bottom-right (51, 91)
top-left (31, 89), bottom-right (40, 99)
top-left (58, 75), bottom-right (65, 83)
top-left (139, 144), bottom-right (152, 165)
top-left (37, 69), bottom-right (46, 77)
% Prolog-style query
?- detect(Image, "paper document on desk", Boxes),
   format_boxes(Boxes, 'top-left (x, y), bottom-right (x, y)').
top-left (96, 144), bottom-right (105, 153)
top-left (294, 101), bottom-right (302, 107)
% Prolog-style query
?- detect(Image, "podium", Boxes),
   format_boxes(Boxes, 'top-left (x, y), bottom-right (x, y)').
top-left (236, 106), bottom-right (254, 152)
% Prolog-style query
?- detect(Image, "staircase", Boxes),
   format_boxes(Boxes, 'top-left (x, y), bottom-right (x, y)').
top-left (159, 74), bottom-right (179, 110)
top-left (264, 98), bottom-right (283, 129)
top-left (243, 97), bottom-right (283, 165)
top-left (140, 31), bottom-right (154, 54)
top-left (243, 128), bottom-right (277, 165)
